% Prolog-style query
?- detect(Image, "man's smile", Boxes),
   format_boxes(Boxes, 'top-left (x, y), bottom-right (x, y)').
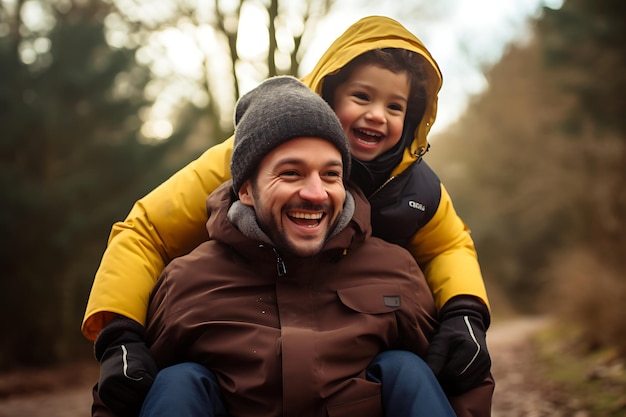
top-left (287, 210), bottom-right (325, 227)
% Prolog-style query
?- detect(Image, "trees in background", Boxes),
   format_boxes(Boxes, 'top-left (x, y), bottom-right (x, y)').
top-left (428, 0), bottom-right (626, 354)
top-left (0, 0), bottom-right (184, 368)
top-left (0, 0), bottom-right (334, 369)
top-left (104, 0), bottom-right (335, 141)
top-left (537, 0), bottom-right (626, 354)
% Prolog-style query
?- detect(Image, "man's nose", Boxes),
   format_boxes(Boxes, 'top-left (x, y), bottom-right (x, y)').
top-left (299, 175), bottom-right (328, 202)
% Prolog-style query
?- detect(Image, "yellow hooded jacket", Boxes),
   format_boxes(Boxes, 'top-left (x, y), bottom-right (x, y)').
top-left (82, 15), bottom-right (489, 341)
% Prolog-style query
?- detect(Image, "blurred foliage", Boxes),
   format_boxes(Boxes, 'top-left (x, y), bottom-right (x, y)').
top-left (0, 0), bottom-right (193, 369)
top-left (538, 0), bottom-right (626, 361)
top-left (102, 0), bottom-right (334, 133)
top-left (0, 0), bottom-right (333, 369)
top-left (428, 0), bottom-right (626, 356)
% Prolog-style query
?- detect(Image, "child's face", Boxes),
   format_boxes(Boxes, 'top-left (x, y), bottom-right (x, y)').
top-left (332, 64), bottom-right (410, 162)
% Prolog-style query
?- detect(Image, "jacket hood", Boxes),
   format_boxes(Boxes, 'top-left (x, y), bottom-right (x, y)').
top-left (205, 182), bottom-right (372, 262)
top-left (301, 15), bottom-right (443, 174)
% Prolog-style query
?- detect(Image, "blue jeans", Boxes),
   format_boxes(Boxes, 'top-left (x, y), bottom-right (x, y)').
top-left (140, 350), bottom-right (455, 417)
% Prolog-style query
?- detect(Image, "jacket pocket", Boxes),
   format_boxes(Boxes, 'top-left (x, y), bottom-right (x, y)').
top-left (337, 284), bottom-right (403, 314)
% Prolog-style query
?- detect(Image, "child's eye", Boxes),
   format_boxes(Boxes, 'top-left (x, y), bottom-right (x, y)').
top-left (389, 103), bottom-right (405, 112)
top-left (353, 92), bottom-right (369, 101)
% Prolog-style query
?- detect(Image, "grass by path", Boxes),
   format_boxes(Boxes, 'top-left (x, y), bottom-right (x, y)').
top-left (534, 325), bottom-right (626, 417)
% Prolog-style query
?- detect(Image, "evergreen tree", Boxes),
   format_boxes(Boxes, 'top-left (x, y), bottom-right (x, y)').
top-left (0, 0), bottom-right (186, 368)
top-left (538, 0), bottom-right (626, 266)
top-left (428, 0), bottom-right (625, 319)
top-left (537, 0), bottom-right (626, 353)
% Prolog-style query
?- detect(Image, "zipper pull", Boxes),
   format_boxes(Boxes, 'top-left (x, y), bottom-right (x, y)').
top-left (272, 248), bottom-right (287, 276)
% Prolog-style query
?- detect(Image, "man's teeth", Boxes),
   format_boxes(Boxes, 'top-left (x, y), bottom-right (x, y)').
top-left (291, 212), bottom-right (323, 220)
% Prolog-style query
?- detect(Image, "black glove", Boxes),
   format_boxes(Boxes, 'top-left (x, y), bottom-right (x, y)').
top-left (426, 296), bottom-right (491, 395)
top-left (94, 316), bottom-right (158, 417)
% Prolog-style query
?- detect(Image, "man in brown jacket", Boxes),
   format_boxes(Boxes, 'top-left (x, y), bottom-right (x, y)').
top-left (94, 76), bottom-right (461, 417)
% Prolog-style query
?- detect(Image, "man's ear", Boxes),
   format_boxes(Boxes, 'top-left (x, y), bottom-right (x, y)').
top-left (238, 179), bottom-right (254, 207)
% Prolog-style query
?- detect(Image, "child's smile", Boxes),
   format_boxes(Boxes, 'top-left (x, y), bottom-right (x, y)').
top-left (353, 127), bottom-right (384, 148)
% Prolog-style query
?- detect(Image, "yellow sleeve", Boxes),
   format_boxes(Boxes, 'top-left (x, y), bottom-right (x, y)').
top-left (408, 184), bottom-right (490, 311)
top-left (81, 136), bottom-right (234, 341)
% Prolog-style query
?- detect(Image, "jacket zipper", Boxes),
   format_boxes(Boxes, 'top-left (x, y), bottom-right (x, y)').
top-left (272, 248), bottom-right (287, 276)
top-left (368, 175), bottom-right (396, 199)
top-left (368, 158), bottom-right (419, 200)
top-left (259, 244), bottom-right (288, 277)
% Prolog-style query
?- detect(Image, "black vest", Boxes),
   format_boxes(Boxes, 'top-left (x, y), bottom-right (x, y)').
top-left (368, 159), bottom-right (441, 248)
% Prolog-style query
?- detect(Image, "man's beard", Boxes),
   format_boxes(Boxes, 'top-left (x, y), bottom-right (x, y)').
top-left (259, 203), bottom-right (337, 257)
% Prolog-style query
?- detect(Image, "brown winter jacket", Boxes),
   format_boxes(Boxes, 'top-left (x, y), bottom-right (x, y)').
top-left (144, 182), bottom-right (438, 417)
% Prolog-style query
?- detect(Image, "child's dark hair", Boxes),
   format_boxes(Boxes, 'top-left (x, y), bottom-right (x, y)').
top-left (321, 48), bottom-right (427, 126)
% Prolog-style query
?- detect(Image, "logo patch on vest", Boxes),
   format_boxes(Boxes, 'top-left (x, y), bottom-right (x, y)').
top-left (383, 296), bottom-right (401, 308)
top-left (408, 200), bottom-right (426, 211)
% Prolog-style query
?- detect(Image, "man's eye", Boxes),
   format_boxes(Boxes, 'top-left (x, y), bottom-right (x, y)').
top-left (280, 170), bottom-right (299, 177)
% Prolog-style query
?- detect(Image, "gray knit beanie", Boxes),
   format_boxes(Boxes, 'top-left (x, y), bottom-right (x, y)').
top-left (231, 76), bottom-right (351, 193)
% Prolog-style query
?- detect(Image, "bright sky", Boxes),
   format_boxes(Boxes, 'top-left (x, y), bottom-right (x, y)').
top-left (12, 0), bottom-right (563, 139)
top-left (299, 0), bottom-right (563, 134)
top-left (103, 0), bottom-right (564, 138)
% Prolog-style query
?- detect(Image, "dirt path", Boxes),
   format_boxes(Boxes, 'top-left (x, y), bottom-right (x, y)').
top-left (489, 317), bottom-right (589, 417)
top-left (0, 360), bottom-right (99, 417)
top-left (0, 316), bottom-right (576, 417)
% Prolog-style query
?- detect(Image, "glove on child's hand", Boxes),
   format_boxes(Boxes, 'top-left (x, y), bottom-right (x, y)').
top-left (95, 316), bottom-right (158, 417)
top-left (426, 296), bottom-right (491, 395)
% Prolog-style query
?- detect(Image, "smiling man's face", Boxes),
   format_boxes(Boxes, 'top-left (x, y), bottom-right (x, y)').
top-left (238, 137), bottom-right (346, 257)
